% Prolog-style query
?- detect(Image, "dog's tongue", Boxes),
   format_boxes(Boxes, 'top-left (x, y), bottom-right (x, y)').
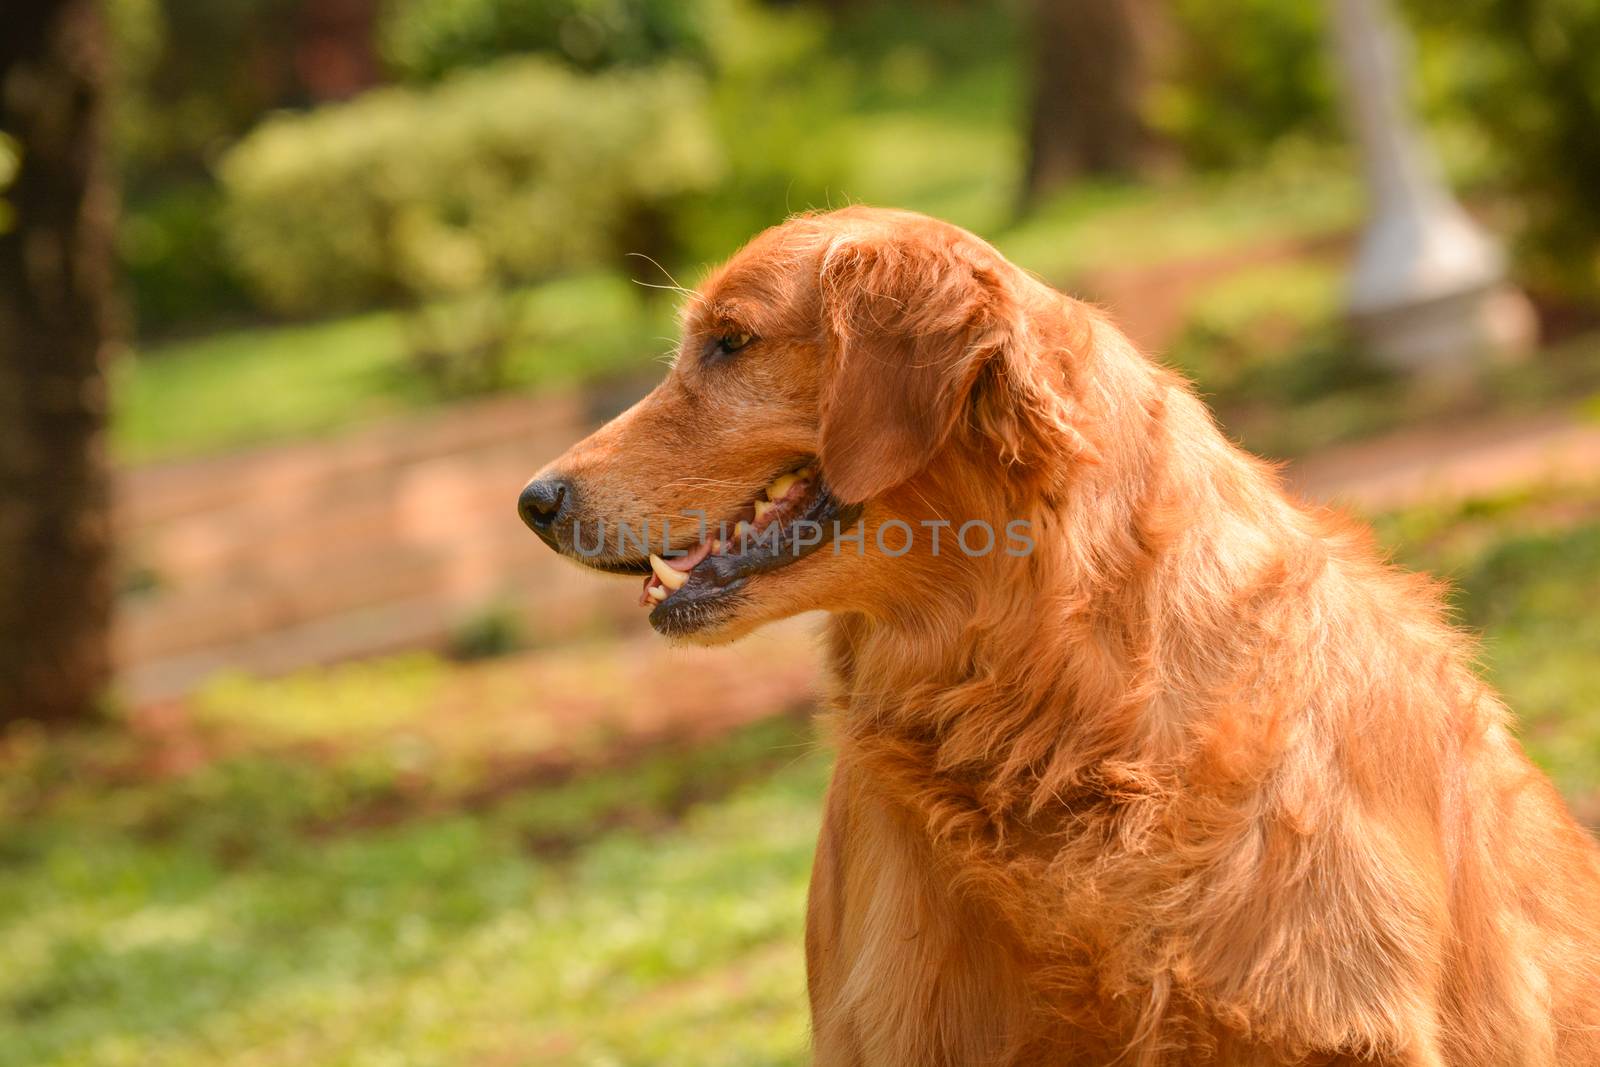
top-left (640, 537), bottom-right (715, 606)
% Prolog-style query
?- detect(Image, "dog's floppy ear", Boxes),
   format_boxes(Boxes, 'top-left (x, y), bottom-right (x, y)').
top-left (817, 229), bottom-right (1021, 504)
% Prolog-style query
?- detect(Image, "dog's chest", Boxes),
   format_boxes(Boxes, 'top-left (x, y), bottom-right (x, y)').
top-left (806, 761), bottom-right (1140, 1067)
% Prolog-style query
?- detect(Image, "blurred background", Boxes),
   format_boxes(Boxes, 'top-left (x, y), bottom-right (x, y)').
top-left (1, 0), bottom-right (1597, 1063)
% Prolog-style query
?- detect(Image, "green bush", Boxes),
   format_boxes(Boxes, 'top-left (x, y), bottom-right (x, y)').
top-left (217, 57), bottom-right (721, 315)
top-left (381, 0), bottom-right (852, 269)
top-left (669, 0), bottom-right (852, 264)
top-left (1155, 0), bottom-right (1338, 170)
top-left (119, 183), bottom-right (253, 333)
top-left (379, 0), bottom-right (706, 80)
top-left (446, 601), bottom-right (528, 660)
top-left (1405, 0), bottom-right (1600, 296)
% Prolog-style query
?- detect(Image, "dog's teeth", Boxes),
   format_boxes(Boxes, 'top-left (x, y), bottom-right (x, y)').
top-left (711, 539), bottom-right (724, 555)
top-left (765, 473), bottom-right (801, 501)
top-left (647, 583), bottom-right (668, 603)
top-left (648, 553), bottom-right (688, 591)
top-left (794, 465), bottom-right (814, 480)
top-left (734, 520), bottom-right (754, 540)
top-left (753, 499), bottom-right (773, 521)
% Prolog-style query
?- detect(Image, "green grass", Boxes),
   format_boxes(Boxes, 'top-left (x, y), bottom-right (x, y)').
top-left (0, 714), bottom-right (825, 1067)
top-left (116, 273), bottom-right (679, 463)
top-left (1376, 486), bottom-right (1600, 796)
top-left (3, 486), bottom-right (1598, 1066)
top-left (999, 156), bottom-right (1359, 284)
top-left (190, 653), bottom-right (450, 742)
top-left (115, 308), bottom-right (410, 464)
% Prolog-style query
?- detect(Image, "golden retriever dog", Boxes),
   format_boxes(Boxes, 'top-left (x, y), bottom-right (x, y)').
top-left (519, 206), bottom-right (1600, 1065)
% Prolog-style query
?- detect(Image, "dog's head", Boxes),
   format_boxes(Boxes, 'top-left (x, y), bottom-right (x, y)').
top-left (519, 206), bottom-right (1088, 642)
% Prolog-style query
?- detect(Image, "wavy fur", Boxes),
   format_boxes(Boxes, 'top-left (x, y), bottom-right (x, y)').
top-left (535, 207), bottom-right (1600, 1065)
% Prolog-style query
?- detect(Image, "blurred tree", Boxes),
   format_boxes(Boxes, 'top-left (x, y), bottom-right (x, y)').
top-left (0, 0), bottom-right (119, 724)
top-left (1020, 0), bottom-right (1160, 207)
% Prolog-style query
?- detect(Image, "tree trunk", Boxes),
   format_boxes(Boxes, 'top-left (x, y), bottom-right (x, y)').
top-left (0, 0), bottom-right (118, 726)
top-left (1020, 0), bottom-right (1156, 208)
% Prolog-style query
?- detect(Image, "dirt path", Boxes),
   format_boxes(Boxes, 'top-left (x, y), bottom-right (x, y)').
top-left (1076, 231), bottom-right (1349, 353)
top-left (1288, 409), bottom-right (1600, 512)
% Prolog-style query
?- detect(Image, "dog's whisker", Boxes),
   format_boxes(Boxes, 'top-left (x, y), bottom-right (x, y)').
top-left (624, 251), bottom-right (692, 293)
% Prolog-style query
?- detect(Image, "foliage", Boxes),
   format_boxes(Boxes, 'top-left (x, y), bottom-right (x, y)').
top-left (101, 0), bottom-right (1600, 343)
top-left (103, 0), bottom-right (295, 333)
top-left (402, 287), bottom-right (528, 396)
top-left (447, 602), bottom-right (529, 661)
top-left (121, 133), bottom-right (1596, 468)
top-left (667, 0), bottom-right (852, 264)
top-left (1404, 0), bottom-right (1600, 295)
top-left (379, 0), bottom-right (861, 267)
top-left (1161, 257), bottom-right (1398, 429)
top-left (824, 0), bottom-right (1022, 77)
top-left (1155, 0), bottom-right (1338, 169)
top-left (107, 0), bottom-right (308, 184)
top-left (379, 0), bottom-right (707, 80)
top-left (217, 57), bottom-right (721, 316)
top-left (118, 183), bottom-right (253, 334)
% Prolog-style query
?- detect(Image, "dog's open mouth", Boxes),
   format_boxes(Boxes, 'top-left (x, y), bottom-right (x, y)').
top-left (632, 463), bottom-right (860, 635)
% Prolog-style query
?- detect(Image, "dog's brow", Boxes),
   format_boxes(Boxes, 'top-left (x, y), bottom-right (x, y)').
top-left (680, 297), bottom-right (750, 338)
top-left (710, 300), bottom-right (748, 325)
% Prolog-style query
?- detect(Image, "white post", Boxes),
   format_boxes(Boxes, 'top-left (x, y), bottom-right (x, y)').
top-left (1330, 0), bottom-right (1534, 375)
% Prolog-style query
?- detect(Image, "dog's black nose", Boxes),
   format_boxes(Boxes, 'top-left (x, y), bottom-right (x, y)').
top-left (518, 477), bottom-right (569, 534)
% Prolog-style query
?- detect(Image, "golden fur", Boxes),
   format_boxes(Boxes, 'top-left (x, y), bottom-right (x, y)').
top-left (531, 207), bottom-right (1600, 1065)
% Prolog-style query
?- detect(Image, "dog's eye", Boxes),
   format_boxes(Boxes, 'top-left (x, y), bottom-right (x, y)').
top-left (701, 329), bottom-right (754, 364)
top-left (717, 331), bottom-right (753, 355)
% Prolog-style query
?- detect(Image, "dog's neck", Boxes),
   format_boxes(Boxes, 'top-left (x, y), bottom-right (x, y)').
top-left (824, 315), bottom-right (1326, 809)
